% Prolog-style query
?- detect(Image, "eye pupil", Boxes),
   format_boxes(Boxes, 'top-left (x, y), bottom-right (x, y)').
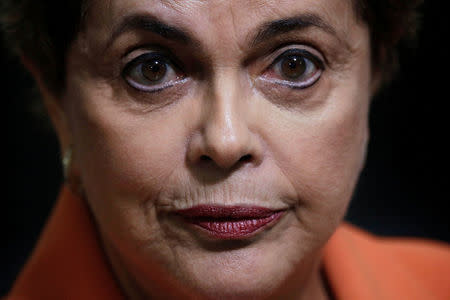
top-left (281, 55), bottom-right (306, 79)
top-left (142, 59), bottom-right (167, 81)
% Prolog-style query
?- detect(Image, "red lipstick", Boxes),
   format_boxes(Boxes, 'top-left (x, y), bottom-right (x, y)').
top-left (175, 205), bottom-right (284, 239)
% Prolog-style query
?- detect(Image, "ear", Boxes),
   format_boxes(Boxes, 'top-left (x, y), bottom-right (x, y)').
top-left (20, 55), bottom-right (72, 154)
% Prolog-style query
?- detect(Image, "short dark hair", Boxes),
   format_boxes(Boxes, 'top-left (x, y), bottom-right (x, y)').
top-left (0, 0), bottom-right (423, 95)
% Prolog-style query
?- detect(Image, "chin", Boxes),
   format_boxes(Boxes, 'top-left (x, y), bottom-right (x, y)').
top-left (182, 243), bottom-right (318, 300)
top-left (181, 250), bottom-right (293, 300)
top-left (162, 222), bottom-right (320, 299)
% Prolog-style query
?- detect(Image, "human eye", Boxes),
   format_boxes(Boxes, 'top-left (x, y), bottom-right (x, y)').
top-left (261, 48), bottom-right (324, 89)
top-left (122, 51), bottom-right (185, 93)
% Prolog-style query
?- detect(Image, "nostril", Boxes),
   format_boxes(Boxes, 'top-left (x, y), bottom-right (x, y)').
top-left (239, 154), bottom-right (252, 163)
top-left (200, 155), bottom-right (212, 162)
top-left (199, 154), bottom-right (251, 166)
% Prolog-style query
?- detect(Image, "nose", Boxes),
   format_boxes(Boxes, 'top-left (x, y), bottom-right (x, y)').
top-left (187, 72), bottom-right (262, 170)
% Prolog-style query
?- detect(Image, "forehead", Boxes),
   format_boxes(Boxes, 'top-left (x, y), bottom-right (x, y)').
top-left (82, 0), bottom-right (359, 49)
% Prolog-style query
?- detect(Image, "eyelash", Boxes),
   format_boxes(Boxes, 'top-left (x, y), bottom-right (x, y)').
top-left (261, 48), bottom-right (324, 89)
top-left (121, 47), bottom-right (325, 93)
top-left (122, 52), bottom-right (185, 93)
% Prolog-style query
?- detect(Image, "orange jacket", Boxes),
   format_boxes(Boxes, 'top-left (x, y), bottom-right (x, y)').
top-left (5, 187), bottom-right (450, 299)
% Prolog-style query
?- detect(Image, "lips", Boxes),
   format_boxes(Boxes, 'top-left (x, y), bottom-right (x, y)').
top-left (175, 205), bottom-right (285, 239)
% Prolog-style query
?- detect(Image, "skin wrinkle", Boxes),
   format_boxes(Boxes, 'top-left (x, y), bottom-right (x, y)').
top-left (229, 3), bottom-right (246, 57)
top-left (95, 3), bottom-right (355, 72)
top-left (250, 2), bottom-right (355, 65)
top-left (38, 0), bottom-right (374, 299)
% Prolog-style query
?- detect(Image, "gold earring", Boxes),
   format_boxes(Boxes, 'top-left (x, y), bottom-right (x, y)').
top-left (62, 147), bottom-right (73, 181)
top-left (62, 146), bottom-right (83, 196)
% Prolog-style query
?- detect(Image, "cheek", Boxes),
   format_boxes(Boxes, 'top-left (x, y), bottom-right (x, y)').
top-left (299, 102), bottom-right (368, 198)
top-left (269, 79), bottom-right (370, 231)
top-left (64, 81), bottom-right (195, 234)
top-left (76, 111), bottom-right (180, 196)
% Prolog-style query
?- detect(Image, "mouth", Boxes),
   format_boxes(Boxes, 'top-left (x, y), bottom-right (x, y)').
top-left (175, 205), bottom-right (286, 240)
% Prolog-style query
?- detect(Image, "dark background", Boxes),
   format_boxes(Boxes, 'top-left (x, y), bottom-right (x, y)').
top-left (2, 1), bottom-right (449, 295)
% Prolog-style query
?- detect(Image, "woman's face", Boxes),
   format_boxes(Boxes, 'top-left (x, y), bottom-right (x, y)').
top-left (57, 0), bottom-right (372, 298)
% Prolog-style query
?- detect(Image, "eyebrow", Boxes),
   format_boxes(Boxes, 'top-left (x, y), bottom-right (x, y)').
top-left (251, 14), bottom-right (338, 46)
top-left (106, 13), bottom-right (347, 53)
top-left (106, 14), bottom-right (192, 49)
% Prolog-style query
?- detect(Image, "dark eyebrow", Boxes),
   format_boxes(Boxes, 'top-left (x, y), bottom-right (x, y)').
top-left (251, 14), bottom-right (338, 46)
top-left (106, 14), bottom-right (192, 48)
